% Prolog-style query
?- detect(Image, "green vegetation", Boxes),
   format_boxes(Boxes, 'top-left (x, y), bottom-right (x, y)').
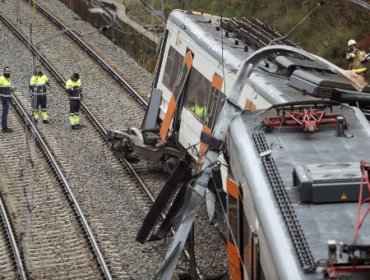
top-left (122, 0), bottom-right (370, 66)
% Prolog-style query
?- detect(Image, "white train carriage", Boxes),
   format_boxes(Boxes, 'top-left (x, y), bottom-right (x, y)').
top-left (225, 99), bottom-right (370, 280)
top-left (108, 9), bottom-right (369, 168)
top-left (145, 44), bottom-right (370, 279)
top-left (154, 10), bottom-right (273, 160)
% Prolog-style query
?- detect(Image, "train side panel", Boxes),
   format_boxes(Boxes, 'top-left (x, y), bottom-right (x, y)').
top-left (155, 14), bottom-right (272, 159)
top-left (227, 114), bottom-right (306, 280)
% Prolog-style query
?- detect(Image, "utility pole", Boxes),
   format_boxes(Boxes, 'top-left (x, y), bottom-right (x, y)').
top-left (269, 0), bottom-right (325, 45)
top-left (150, 0), bottom-right (164, 25)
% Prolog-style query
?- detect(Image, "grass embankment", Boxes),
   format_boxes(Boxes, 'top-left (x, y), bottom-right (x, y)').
top-left (122, 0), bottom-right (370, 68)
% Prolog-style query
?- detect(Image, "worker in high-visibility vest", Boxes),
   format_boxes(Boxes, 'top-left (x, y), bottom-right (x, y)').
top-left (65, 73), bottom-right (82, 129)
top-left (346, 39), bottom-right (367, 76)
top-left (189, 102), bottom-right (208, 123)
top-left (0, 66), bottom-right (16, 133)
top-left (29, 65), bottom-right (51, 124)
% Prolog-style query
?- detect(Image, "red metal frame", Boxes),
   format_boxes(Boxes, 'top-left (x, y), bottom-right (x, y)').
top-left (263, 108), bottom-right (339, 132)
top-left (353, 161), bottom-right (370, 242)
top-left (323, 161), bottom-right (370, 278)
top-left (325, 263), bottom-right (370, 279)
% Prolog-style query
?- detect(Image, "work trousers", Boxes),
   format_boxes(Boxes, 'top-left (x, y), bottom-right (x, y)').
top-left (32, 94), bottom-right (47, 111)
top-left (1, 97), bottom-right (10, 129)
top-left (32, 94), bottom-right (48, 120)
top-left (69, 100), bottom-right (81, 126)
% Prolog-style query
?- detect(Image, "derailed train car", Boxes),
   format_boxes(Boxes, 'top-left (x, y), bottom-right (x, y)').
top-left (108, 9), bottom-right (370, 280)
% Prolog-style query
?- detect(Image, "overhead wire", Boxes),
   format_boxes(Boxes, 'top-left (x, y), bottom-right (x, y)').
top-left (132, 0), bottom-right (166, 25)
top-left (28, 0), bottom-right (37, 67)
top-left (16, 0), bottom-right (22, 24)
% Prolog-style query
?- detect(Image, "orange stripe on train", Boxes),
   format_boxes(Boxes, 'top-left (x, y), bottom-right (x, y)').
top-left (160, 96), bottom-right (176, 143)
top-left (197, 125), bottom-right (212, 164)
top-left (227, 177), bottom-right (239, 199)
top-left (227, 240), bottom-right (242, 280)
top-left (212, 74), bottom-right (223, 91)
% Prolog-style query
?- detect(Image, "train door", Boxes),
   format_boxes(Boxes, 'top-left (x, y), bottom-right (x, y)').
top-left (159, 49), bottom-right (193, 144)
top-left (227, 177), bottom-right (266, 280)
top-left (179, 73), bottom-right (225, 161)
top-left (178, 68), bottom-right (211, 156)
top-left (205, 74), bottom-right (225, 130)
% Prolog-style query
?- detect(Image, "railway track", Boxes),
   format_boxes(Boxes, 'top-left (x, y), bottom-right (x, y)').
top-left (6, 0), bottom-right (170, 202)
top-left (0, 0), bottom-right (229, 278)
top-left (0, 194), bottom-right (26, 280)
top-left (0, 1), bottom-right (163, 215)
top-left (0, 96), bottom-right (113, 278)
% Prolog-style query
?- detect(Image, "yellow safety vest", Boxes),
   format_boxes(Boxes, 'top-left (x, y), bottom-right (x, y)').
top-left (30, 74), bottom-right (49, 94)
top-left (347, 49), bottom-right (367, 74)
top-left (0, 75), bottom-right (12, 97)
top-left (190, 105), bottom-right (207, 121)
top-left (66, 79), bottom-right (82, 100)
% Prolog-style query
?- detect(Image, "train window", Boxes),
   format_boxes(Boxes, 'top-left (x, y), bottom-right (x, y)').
top-left (206, 87), bottom-right (226, 129)
top-left (228, 195), bottom-right (238, 242)
top-left (227, 178), bottom-right (247, 280)
top-left (162, 46), bottom-right (184, 93)
top-left (184, 68), bottom-right (211, 123)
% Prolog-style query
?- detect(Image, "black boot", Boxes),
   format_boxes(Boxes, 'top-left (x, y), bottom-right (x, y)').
top-left (71, 125), bottom-right (81, 130)
top-left (2, 128), bottom-right (13, 133)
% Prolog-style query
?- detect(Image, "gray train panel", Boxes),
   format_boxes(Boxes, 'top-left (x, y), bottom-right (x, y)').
top-left (293, 162), bottom-right (370, 203)
top-left (228, 105), bottom-right (370, 279)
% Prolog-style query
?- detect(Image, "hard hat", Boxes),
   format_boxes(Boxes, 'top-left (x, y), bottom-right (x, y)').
top-left (348, 39), bottom-right (357, 47)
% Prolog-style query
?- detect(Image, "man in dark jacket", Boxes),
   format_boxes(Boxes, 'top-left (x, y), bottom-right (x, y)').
top-left (0, 66), bottom-right (16, 133)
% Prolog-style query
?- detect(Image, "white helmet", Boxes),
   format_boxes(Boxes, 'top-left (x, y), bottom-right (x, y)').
top-left (348, 39), bottom-right (357, 47)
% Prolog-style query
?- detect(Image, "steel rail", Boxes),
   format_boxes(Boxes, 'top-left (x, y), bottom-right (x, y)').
top-left (0, 14), bottom-right (113, 280)
top-left (3, 4), bottom-right (203, 277)
top-left (0, 196), bottom-right (27, 280)
top-left (0, 9), bottom-right (155, 218)
top-left (10, 91), bottom-right (113, 280)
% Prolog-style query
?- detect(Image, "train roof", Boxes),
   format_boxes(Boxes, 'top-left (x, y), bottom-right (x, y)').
top-left (168, 10), bottom-right (370, 105)
top-left (229, 102), bottom-right (370, 278)
top-left (168, 10), bottom-right (254, 72)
